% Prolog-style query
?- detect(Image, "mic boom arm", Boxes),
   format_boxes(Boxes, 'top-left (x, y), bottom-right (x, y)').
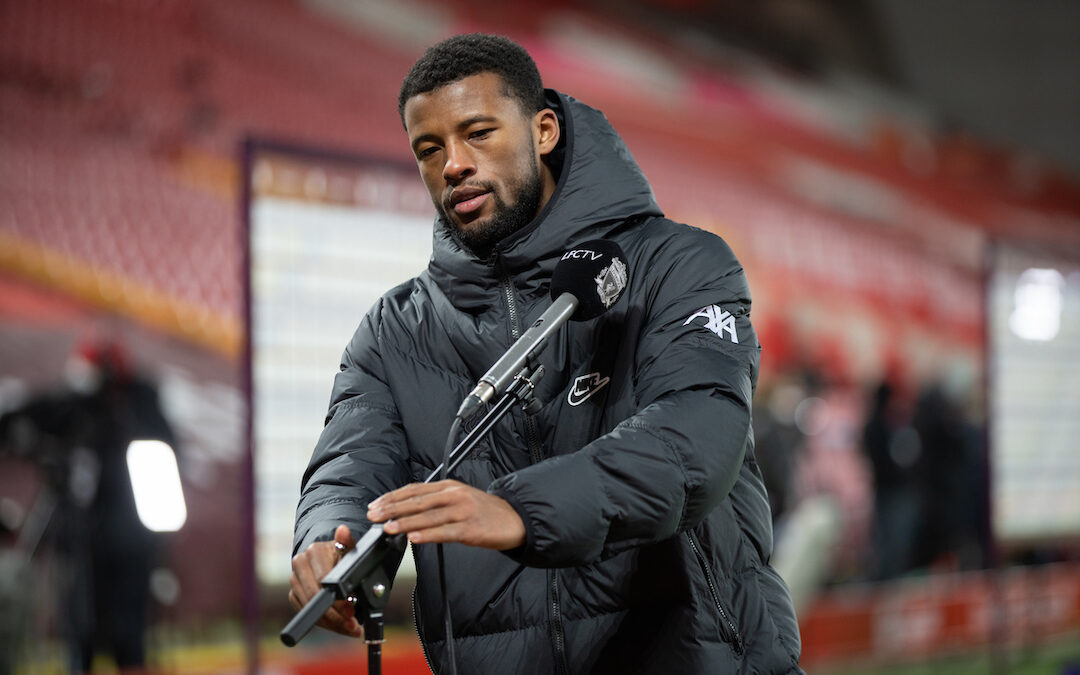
top-left (280, 364), bottom-right (546, 647)
top-left (457, 293), bottom-right (575, 418)
top-left (280, 523), bottom-right (405, 647)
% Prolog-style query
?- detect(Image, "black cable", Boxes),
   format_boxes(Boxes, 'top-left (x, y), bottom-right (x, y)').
top-left (437, 416), bottom-right (463, 675)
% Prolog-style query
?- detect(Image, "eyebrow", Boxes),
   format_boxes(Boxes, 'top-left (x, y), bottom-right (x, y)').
top-left (410, 115), bottom-right (500, 152)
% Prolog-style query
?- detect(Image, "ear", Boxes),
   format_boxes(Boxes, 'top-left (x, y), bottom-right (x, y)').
top-left (534, 108), bottom-right (560, 157)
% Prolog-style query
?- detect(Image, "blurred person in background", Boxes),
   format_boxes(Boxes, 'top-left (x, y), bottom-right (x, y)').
top-left (760, 366), bottom-right (845, 611)
top-left (752, 375), bottom-right (806, 530)
top-left (0, 505), bottom-right (31, 675)
top-left (774, 361), bottom-right (870, 585)
top-left (288, 33), bottom-right (802, 674)
top-left (911, 382), bottom-right (989, 573)
top-left (861, 379), bottom-right (921, 580)
top-left (0, 334), bottom-right (176, 674)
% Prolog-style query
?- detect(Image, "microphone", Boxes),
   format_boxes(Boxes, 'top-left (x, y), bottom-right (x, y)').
top-left (456, 240), bottom-right (629, 419)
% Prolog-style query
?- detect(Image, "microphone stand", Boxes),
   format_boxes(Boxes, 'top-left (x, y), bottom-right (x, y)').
top-left (280, 364), bottom-right (547, 670)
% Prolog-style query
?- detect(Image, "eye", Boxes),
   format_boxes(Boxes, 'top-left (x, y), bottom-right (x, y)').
top-left (416, 145), bottom-right (440, 159)
top-left (469, 128), bottom-right (494, 140)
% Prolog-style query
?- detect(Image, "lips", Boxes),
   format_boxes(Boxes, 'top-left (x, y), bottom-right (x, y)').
top-left (448, 186), bottom-right (491, 216)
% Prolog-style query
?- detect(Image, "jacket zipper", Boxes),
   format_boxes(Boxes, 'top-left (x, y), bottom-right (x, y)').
top-left (524, 413), bottom-right (543, 464)
top-left (412, 586), bottom-right (436, 672)
top-left (500, 271), bottom-right (569, 674)
top-left (500, 274), bottom-right (544, 463)
top-left (501, 275), bottom-right (520, 340)
top-left (549, 570), bottom-right (570, 675)
top-left (686, 531), bottom-right (745, 655)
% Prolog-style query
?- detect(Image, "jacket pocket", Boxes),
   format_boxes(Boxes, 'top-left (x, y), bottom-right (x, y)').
top-left (685, 530), bottom-right (745, 655)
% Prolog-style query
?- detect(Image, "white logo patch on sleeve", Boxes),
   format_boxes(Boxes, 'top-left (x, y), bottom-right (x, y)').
top-left (683, 305), bottom-right (739, 343)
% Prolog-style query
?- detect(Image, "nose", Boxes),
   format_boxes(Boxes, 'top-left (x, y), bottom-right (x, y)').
top-left (442, 140), bottom-right (475, 184)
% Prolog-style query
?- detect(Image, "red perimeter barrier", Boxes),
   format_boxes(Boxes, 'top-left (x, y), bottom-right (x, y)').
top-left (799, 562), bottom-right (1080, 667)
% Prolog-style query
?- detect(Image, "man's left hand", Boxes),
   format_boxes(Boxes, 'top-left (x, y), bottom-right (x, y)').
top-left (367, 480), bottom-right (525, 551)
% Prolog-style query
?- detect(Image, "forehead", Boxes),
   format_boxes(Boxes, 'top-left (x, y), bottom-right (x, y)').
top-left (403, 72), bottom-right (523, 136)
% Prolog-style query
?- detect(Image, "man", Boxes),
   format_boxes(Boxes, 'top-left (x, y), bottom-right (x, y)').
top-left (0, 336), bottom-right (174, 673)
top-left (290, 33), bottom-right (803, 673)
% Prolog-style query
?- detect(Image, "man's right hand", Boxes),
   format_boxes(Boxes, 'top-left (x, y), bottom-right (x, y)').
top-left (288, 524), bottom-right (364, 638)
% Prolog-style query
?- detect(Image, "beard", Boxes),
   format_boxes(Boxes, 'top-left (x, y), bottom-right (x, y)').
top-left (440, 159), bottom-right (544, 259)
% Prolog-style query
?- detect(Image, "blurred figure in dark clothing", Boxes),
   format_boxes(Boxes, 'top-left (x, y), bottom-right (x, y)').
top-left (0, 336), bottom-right (177, 673)
top-left (754, 378), bottom-right (806, 527)
top-left (911, 383), bottom-right (988, 572)
top-left (0, 504), bottom-right (31, 675)
top-left (861, 380), bottom-right (921, 580)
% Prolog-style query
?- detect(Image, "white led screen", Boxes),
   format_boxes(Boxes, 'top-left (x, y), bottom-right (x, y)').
top-left (249, 148), bottom-right (433, 584)
top-left (990, 244), bottom-right (1080, 543)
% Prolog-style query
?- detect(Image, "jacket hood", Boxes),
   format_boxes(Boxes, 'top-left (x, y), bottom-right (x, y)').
top-left (428, 90), bottom-right (663, 311)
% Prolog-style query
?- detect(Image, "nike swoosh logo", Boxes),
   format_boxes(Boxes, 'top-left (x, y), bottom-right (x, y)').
top-left (567, 373), bottom-right (610, 407)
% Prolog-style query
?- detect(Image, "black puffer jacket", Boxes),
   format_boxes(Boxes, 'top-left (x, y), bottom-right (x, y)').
top-left (294, 90), bottom-right (803, 674)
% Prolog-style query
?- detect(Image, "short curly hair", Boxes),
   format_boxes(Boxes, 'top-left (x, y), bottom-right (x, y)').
top-left (398, 33), bottom-right (545, 126)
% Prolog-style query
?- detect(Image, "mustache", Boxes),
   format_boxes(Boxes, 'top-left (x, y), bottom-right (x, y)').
top-left (443, 181), bottom-right (497, 211)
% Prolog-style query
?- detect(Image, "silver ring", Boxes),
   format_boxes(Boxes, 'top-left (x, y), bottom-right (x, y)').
top-left (333, 541), bottom-right (346, 556)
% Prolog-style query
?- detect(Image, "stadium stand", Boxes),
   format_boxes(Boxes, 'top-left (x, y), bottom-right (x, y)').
top-left (4, 0), bottom-right (1078, 360)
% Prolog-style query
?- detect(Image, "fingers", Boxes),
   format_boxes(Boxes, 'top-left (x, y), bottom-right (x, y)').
top-left (395, 520), bottom-right (464, 545)
top-left (384, 505), bottom-right (463, 540)
top-left (319, 599), bottom-right (363, 637)
top-left (287, 584), bottom-right (360, 636)
top-left (367, 481), bottom-right (525, 550)
top-left (367, 480), bottom-right (461, 523)
top-left (287, 529), bottom-right (363, 638)
top-left (333, 523), bottom-right (356, 550)
top-left (289, 546), bottom-right (326, 606)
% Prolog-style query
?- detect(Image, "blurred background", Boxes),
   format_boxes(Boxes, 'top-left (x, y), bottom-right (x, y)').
top-left (2, 0), bottom-right (1080, 673)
